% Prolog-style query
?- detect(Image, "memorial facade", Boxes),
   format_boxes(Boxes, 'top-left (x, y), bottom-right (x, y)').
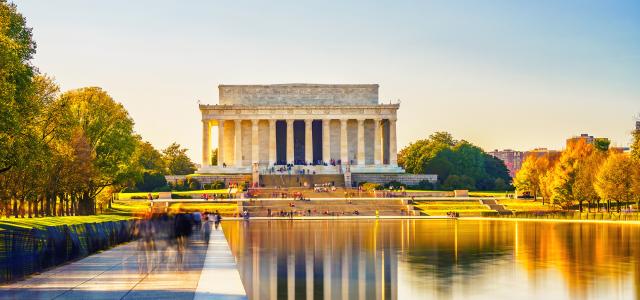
top-left (198, 84), bottom-right (404, 175)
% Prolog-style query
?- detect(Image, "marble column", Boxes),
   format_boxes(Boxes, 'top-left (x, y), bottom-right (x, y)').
top-left (373, 118), bottom-right (382, 165)
top-left (287, 254), bottom-right (295, 300)
top-left (269, 120), bottom-right (276, 165)
top-left (340, 119), bottom-right (348, 164)
top-left (202, 120), bottom-right (211, 167)
top-left (306, 252), bottom-right (314, 300)
top-left (217, 120), bottom-right (225, 167)
top-left (357, 119), bottom-right (365, 166)
top-left (389, 119), bottom-right (398, 166)
top-left (305, 119), bottom-right (313, 164)
top-left (235, 119), bottom-right (243, 167)
top-left (286, 119), bottom-right (294, 164)
top-left (251, 119), bottom-right (259, 164)
top-left (322, 119), bottom-right (330, 164)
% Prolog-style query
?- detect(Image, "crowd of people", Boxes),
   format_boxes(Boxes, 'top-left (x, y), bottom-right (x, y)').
top-left (133, 210), bottom-right (224, 273)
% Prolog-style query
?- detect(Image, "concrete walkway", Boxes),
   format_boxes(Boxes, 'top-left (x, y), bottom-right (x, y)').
top-left (194, 228), bottom-right (246, 300)
top-left (0, 225), bottom-right (246, 300)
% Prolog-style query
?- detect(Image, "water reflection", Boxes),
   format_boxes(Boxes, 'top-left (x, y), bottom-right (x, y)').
top-left (223, 220), bottom-right (640, 300)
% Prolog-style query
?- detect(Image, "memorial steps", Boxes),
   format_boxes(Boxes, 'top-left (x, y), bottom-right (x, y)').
top-left (241, 199), bottom-right (414, 217)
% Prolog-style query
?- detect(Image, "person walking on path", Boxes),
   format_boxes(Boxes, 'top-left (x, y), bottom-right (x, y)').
top-left (213, 210), bottom-right (222, 230)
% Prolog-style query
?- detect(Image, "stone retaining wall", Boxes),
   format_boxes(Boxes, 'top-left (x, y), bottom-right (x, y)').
top-left (0, 219), bottom-right (137, 283)
top-left (352, 173), bottom-right (437, 186)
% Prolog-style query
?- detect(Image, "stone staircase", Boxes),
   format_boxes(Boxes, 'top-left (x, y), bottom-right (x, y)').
top-left (242, 199), bottom-right (413, 217)
top-left (480, 199), bottom-right (513, 215)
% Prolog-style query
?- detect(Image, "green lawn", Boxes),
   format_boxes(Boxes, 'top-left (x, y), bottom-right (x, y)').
top-left (413, 200), bottom-right (493, 216)
top-left (0, 215), bottom-right (134, 230)
top-left (118, 189), bottom-right (230, 200)
top-left (107, 200), bottom-right (152, 215)
top-left (168, 202), bottom-right (238, 215)
top-left (497, 200), bottom-right (556, 211)
top-left (403, 190), bottom-right (512, 198)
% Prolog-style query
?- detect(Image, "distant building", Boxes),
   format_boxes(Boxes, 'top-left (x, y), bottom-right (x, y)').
top-left (488, 149), bottom-right (523, 178)
top-left (566, 133), bottom-right (610, 148)
top-left (611, 146), bottom-right (630, 154)
top-left (524, 148), bottom-right (561, 159)
top-left (566, 133), bottom-right (595, 146)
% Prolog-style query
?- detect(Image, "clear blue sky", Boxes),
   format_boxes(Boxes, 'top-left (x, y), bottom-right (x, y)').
top-left (14, 0), bottom-right (640, 161)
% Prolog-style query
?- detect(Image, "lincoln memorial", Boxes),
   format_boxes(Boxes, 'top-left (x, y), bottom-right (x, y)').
top-left (198, 84), bottom-right (405, 175)
top-left (195, 83), bottom-right (440, 186)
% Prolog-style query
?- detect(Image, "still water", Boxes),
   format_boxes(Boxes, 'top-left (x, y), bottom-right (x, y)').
top-left (222, 219), bottom-right (640, 300)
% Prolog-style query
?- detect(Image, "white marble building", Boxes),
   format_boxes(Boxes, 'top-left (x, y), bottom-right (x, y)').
top-left (198, 84), bottom-right (404, 174)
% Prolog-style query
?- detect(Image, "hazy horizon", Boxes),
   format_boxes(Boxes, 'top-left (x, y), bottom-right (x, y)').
top-left (13, 0), bottom-right (640, 162)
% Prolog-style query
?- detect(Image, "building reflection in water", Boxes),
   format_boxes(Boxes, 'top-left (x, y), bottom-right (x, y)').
top-left (223, 219), bottom-right (640, 300)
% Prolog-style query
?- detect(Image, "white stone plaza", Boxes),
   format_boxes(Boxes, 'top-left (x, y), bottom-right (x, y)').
top-left (198, 84), bottom-right (405, 175)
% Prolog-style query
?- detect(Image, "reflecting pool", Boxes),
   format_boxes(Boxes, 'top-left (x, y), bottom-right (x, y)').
top-left (222, 219), bottom-right (640, 300)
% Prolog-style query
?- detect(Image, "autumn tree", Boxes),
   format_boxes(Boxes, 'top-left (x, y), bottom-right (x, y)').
top-left (594, 153), bottom-right (633, 212)
top-left (551, 139), bottom-right (593, 209)
top-left (60, 87), bottom-right (137, 214)
top-left (572, 146), bottom-right (607, 212)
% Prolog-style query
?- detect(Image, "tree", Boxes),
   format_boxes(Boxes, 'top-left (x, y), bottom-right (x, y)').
top-left (59, 87), bottom-right (137, 214)
top-left (630, 127), bottom-right (640, 160)
top-left (442, 175), bottom-right (475, 191)
top-left (573, 148), bottom-right (606, 212)
top-left (135, 172), bottom-right (168, 192)
top-left (594, 153), bottom-right (633, 212)
top-left (630, 159), bottom-right (640, 212)
top-left (0, 1), bottom-right (37, 174)
top-left (514, 156), bottom-right (542, 199)
top-left (551, 139), bottom-right (592, 209)
top-left (163, 142), bottom-right (196, 175)
top-left (133, 139), bottom-right (165, 172)
top-left (398, 132), bottom-right (510, 190)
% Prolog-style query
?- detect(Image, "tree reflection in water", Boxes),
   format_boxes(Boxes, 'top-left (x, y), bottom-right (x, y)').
top-left (223, 220), bottom-right (640, 300)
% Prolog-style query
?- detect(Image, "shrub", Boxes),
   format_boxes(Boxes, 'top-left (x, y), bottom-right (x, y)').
top-left (413, 180), bottom-right (435, 190)
top-left (384, 181), bottom-right (406, 190)
top-left (171, 193), bottom-right (193, 199)
top-left (211, 180), bottom-right (225, 189)
top-left (152, 185), bottom-right (171, 192)
top-left (203, 183), bottom-right (212, 190)
top-left (121, 186), bottom-right (138, 193)
top-left (135, 171), bottom-right (168, 192)
top-left (442, 175), bottom-right (476, 191)
top-left (361, 182), bottom-right (382, 191)
top-left (189, 181), bottom-right (199, 190)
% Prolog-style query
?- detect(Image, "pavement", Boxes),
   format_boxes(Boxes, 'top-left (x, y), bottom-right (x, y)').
top-left (0, 224), bottom-right (247, 300)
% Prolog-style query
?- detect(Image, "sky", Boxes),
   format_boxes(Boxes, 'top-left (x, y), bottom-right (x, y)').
top-left (13, 0), bottom-right (640, 162)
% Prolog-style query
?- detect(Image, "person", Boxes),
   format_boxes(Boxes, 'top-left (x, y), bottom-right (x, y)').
top-left (243, 210), bottom-right (250, 220)
top-left (375, 209), bottom-right (379, 218)
top-left (267, 208), bottom-right (272, 217)
top-left (213, 210), bottom-right (222, 230)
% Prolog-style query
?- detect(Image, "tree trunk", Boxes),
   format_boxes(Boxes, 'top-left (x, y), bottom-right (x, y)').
top-left (19, 198), bottom-right (25, 218)
top-left (52, 194), bottom-right (58, 216)
top-left (12, 198), bottom-right (18, 218)
top-left (578, 200), bottom-right (583, 213)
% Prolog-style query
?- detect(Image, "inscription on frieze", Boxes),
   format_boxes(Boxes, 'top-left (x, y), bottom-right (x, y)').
top-left (219, 84), bottom-right (379, 106)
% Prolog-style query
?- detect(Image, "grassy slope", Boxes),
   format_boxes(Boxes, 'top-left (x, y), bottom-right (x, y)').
top-left (0, 215), bottom-right (133, 230)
